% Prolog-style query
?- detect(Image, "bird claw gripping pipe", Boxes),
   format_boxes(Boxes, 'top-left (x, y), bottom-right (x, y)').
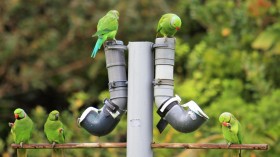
top-left (153, 38), bottom-right (209, 133)
top-left (78, 40), bottom-right (127, 136)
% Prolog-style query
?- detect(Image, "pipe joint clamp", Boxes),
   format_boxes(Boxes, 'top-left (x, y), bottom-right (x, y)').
top-left (153, 79), bottom-right (174, 86)
top-left (105, 40), bottom-right (127, 50)
top-left (104, 98), bottom-right (125, 119)
top-left (108, 81), bottom-right (128, 89)
top-left (153, 43), bottom-right (175, 50)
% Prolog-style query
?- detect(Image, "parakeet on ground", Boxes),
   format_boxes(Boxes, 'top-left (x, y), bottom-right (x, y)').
top-left (9, 108), bottom-right (34, 157)
top-left (156, 13), bottom-right (182, 38)
top-left (91, 10), bottom-right (119, 58)
top-left (44, 110), bottom-right (65, 157)
top-left (219, 112), bottom-right (242, 157)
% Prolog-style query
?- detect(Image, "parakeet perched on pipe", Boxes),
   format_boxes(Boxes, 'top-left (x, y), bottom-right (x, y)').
top-left (156, 13), bottom-right (182, 38)
top-left (91, 10), bottom-right (119, 58)
top-left (219, 112), bottom-right (243, 157)
top-left (44, 110), bottom-right (65, 157)
top-left (9, 108), bottom-right (34, 157)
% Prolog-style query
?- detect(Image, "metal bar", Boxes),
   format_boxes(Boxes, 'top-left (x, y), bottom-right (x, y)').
top-left (11, 143), bottom-right (268, 150)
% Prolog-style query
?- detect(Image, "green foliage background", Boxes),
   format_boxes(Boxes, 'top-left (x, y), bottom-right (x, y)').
top-left (0, 0), bottom-right (279, 156)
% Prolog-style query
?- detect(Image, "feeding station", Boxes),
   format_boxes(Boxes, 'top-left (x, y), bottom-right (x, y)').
top-left (11, 38), bottom-right (269, 156)
top-left (78, 38), bottom-right (209, 157)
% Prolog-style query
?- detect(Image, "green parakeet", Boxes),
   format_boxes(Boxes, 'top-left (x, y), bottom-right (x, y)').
top-left (219, 112), bottom-right (242, 157)
top-left (156, 13), bottom-right (182, 38)
top-left (9, 108), bottom-right (34, 157)
top-left (44, 110), bottom-right (65, 157)
top-left (91, 10), bottom-right (119, 58)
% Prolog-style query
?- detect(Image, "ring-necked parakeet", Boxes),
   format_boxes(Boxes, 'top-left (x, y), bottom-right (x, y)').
top-left (91, 10), bottom-right (119, 58)
top-left (9, 108), bottom-right (34, 157)
top-left (156, 13), bottom-right (182, 38)
top-left (219, 112), bottom-right (242, 157)
top-left (44, 110), bottom-right (65, 157)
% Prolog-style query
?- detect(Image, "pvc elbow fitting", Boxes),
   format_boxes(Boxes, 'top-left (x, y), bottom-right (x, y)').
top-left (78, 98), bottom-right (125, 136)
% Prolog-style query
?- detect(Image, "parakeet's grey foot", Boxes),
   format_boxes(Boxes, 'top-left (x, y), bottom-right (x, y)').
top-left (164, 37), bottom-right (168, 42)
top-left (8, 122), bottom-right (14, 127)
top-left (20, 142), bottom-right (23, 148)
top-left (227, 143), bottom-right (231, 148)
top-left (52, 142), bottom-right (56, 148)
top-left (59, 128), bottom-right (64, 134)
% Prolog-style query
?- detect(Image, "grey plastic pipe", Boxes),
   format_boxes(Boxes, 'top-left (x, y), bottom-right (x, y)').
top-left (77, 40), bottom-right (127, 136)
top-left (153, 38), bottom-right (209, 133)
top-left (127, 42), bottom-right (153, 157)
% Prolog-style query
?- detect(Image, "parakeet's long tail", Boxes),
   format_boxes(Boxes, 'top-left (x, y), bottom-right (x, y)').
top-left (91, 38), bottom-right (104, 58)
top-left (239, 149), bottom-right (242, 157)
top-left (52, 148), bottom-right (64, 157)
top-left (17, 149), bottom-right (27, 157)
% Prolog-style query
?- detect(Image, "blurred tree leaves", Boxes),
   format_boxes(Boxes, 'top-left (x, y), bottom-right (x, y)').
top-left (252, 22), bottom-right (280, 54)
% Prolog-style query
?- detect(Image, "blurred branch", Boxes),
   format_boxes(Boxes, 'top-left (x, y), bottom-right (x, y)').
top-left (47, 58), bottom-right (92, 77)
top-left (11, 143), bottom-right (268, 150)
top-left (153, 0), bottom-right (170, 12)
top-left (11, 143), bottom-right (126, 149)
top-left (152, 143), bottom-right (268, 150)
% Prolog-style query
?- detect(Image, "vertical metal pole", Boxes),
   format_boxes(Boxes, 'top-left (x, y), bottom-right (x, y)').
top-left (127, 42), bottom-right (154, 157)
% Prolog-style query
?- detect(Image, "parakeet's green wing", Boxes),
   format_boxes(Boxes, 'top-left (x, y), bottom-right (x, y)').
top-left (157, 14), bottom-right (170, 33)
top-left (92, 29), bottom-right (111, 37)
top-left (230, 117), bottom-right (242, 144)
top-left (94, 15), bottom-right (118, 37)
top-left (237, 122), bottom-right (242, 144)
top-left (156, 16), bottom-right (164, 33)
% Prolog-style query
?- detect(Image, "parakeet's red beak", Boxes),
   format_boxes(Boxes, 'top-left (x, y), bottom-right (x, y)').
top-left (15, 114), bottom-right (19, 119)
top-left (222, 122), bottom-right (229, 127)
top-left (176, 27), bottom-right (180, 31)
